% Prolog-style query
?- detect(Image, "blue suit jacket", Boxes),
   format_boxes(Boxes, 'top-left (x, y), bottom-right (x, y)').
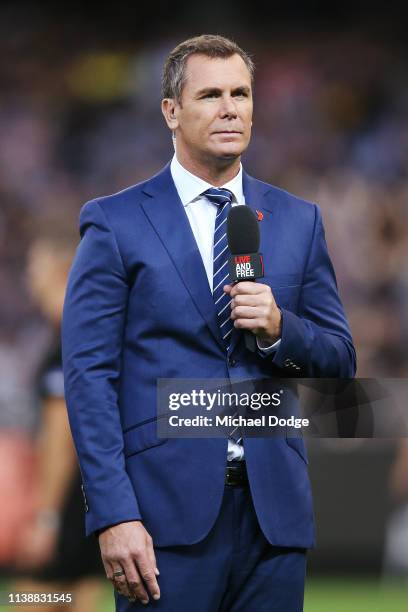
top-left (62, 163), bottom-right (356, 549)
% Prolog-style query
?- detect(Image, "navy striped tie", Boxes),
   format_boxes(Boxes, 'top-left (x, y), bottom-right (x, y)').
top-left (204, 188), bottom-right (235, 351)
top-left (204, 188), bottom-right (242, 445)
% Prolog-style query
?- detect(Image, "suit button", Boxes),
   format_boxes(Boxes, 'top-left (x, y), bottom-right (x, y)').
top-left (228, 358), bottom-right (237, 367)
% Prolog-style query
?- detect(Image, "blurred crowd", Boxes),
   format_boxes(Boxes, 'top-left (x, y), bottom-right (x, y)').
top-left (0, 7), bottom-right (407, 598)
top-left (0, 29), bottom-right (406, 406)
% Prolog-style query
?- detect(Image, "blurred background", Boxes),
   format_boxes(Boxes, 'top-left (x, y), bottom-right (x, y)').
top-left (0, 1), bottom-right (407, 610)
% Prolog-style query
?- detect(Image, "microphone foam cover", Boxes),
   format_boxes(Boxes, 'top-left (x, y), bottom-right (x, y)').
top-left (227, 206), bottom-right (260, 254)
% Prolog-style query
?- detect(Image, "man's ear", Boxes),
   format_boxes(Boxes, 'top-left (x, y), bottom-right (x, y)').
top-left (161, 98), bottom-right (179, 130)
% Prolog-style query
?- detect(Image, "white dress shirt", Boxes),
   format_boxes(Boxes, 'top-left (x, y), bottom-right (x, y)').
top-left (170, 155), bottom-right (280, 460)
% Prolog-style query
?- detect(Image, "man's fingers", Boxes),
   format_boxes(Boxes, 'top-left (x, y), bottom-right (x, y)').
top-left (133, 553), bottom-right (161, 601)
top-left (233, 317), bottom-right (263, 331)
top-left (231, 306), bottom-right (263, 320)
top-left (231, 293), bottom-right (267, 307)
top-left (146, 537), bottom-right (160, 577)
top-left (225, 282), bottom-right (268, 296)
top-left (111, 564), bottom-right (132, 599)
top-left (121, 558), bottom-right (150, 604)
top-left (103, 558), bottom-right (114, 581)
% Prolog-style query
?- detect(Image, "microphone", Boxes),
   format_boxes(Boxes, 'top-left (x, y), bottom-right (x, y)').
top-left (227, 206), bottom-right (264, 352)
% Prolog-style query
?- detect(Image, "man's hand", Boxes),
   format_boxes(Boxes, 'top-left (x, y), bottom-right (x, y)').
top-left (224, 282), bottom-right (282, 344)
top-left (98, 520), bottom-right (160, 605)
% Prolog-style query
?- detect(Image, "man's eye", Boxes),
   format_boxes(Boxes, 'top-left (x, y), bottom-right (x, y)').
top-left (203, 93), bottom-right (218, 98)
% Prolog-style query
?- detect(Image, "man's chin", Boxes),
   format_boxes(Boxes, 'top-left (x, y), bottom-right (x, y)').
top-left (211, 146), bottom-right (245, 162)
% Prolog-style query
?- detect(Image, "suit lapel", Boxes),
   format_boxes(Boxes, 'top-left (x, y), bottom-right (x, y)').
top-left (227, 171), bottom-right (274, 354)
top-left (140, 164), bottom-right (225, 351)
top-left (242, 170), bottom-right (274, 216)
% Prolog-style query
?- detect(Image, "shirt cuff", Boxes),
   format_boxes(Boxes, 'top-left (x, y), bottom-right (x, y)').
top-left (256, 337), bottom-right (281, 354)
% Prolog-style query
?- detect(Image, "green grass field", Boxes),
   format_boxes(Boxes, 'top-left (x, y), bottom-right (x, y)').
top-left (2, 578), bottom-right (408, 611)
top-left (304, 579), bottom-right (408, 612)
top-left (98, 579), bottom-right (408, 612)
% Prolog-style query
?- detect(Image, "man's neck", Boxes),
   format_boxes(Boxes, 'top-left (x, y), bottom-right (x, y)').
top-left (175, 150), bottom-right (241, 186)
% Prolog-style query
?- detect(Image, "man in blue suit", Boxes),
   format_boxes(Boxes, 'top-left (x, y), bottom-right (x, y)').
top-left (62, 34), bottom-right (356, 611)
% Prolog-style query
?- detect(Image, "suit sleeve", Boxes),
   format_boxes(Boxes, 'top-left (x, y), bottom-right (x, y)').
top-left (271, 204), bottom-right (357, 377)
top-left (62, 200), bottom-right (141, 537)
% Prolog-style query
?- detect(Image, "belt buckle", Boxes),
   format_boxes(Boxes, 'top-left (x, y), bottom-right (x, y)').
top-left (225, 468), bottom-right (236, 486)
top-left (225, 463), bottom-right (246, 486)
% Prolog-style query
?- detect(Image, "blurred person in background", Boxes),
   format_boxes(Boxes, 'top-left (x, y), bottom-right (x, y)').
top-left (383, 440), bottom-right (408, 580)
top-left (12, 233), bottom-right (106, 612)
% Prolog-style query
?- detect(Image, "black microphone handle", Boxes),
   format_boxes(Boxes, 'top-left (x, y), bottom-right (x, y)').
top-left (244, 330), bottom-right (257, 352)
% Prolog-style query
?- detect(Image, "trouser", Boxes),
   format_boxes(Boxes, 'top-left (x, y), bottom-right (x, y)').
top-left (115, 475), bottom-right (307, 611)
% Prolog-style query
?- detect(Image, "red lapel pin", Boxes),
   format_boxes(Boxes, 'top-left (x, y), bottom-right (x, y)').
top-left (255, 209), bottom-right (264, 221)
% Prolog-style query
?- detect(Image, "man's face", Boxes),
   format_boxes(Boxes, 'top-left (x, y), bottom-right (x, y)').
top-left (167, 53), bottom-right (253, 163)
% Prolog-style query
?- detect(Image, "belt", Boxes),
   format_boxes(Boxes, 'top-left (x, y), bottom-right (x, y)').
top-left (225, 461), bottom-right (249, 487)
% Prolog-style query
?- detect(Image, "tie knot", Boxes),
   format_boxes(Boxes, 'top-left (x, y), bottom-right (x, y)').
top-left (203, 188), bottom-right (234, 207)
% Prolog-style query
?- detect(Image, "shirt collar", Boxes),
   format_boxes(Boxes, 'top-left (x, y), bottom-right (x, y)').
top-left (170, 154), bottom-right (244, 207)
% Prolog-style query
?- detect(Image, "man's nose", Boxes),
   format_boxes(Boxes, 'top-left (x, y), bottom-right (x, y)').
top-left (219, 95), bottom-right (238, 118)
